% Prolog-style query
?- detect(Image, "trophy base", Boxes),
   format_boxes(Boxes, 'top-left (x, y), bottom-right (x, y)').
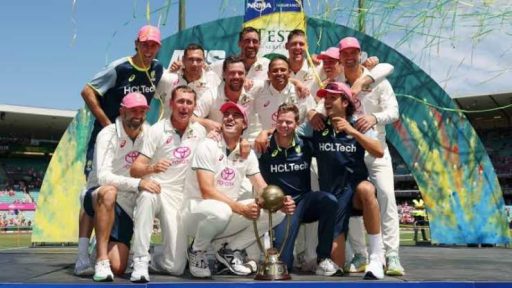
top-left (254, 260), bottom-right (291, 281)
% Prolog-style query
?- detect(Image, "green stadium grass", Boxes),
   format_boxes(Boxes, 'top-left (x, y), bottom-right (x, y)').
top-left (0, 233), bottom-right (32, 249)
top-left (1, 229), bottom-right (510, 250)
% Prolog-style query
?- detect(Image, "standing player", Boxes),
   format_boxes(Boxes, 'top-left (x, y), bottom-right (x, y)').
top-left (158, 43), bottom-right (217, 120)
top-left (338, 37), bottom-right (402, 276)
top-left (75, 25), bottom-right (164, 276)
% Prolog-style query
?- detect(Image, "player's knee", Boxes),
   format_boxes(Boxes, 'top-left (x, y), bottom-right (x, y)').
top-left (110, 261), bottom-right (126, 276)
top-left (321, 192), bottom-right (338, 211)
top-left (138, 190), bottom-right (158, 204)
top-left (98, 186), bottom-right (117, 207)
top-left (356, 181), bottom-right (376, 205)
top-left (210, 202), bottom-right (232, 224)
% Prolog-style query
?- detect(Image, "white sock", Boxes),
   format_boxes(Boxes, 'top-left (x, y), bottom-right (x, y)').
top-left (367, 233), bottom-right (384, 261)
top-left (78, 237), bottom-right (89, 257)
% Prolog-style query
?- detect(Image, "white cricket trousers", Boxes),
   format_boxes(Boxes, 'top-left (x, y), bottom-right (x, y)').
top-left (131, 189), bottom-right (187, 275)
top-left (349, 146), bottom-right (399, 257)
top-left (182, 198), bottom-right (285, 253)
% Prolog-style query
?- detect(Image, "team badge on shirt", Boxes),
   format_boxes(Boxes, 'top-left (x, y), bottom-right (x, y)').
top-left (255, 63), bottom-right (263, 71)
top-left (271, 149), bottom-right (279, 157)
top-left (120, 140), bottom-right (127, 148)
top-left (124, 151), bottom-right (140, 168)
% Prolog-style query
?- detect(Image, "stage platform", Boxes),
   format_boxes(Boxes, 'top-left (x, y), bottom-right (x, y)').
top-left (0, 245), bottom-right (511, 287)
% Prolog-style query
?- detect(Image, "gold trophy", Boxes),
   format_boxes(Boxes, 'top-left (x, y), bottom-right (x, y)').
top-left (253, 185), bottom-right (291, 280)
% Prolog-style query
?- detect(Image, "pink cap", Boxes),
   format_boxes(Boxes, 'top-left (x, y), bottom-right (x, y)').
top-left (220, 102), bottom-right (248, 124)
top-left (137, 25), bottom-right (161, 45)
top-left (316, 82), bottom-right (353, 99)
top-left (317, 47), bottom-right (340, 61)
top-left (121, 92), bottom-right (149, 109)
top-left (338, 37), bottom-right (361, 51)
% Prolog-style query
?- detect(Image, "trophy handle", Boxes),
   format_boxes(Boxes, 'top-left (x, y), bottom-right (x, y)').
top-left (252, 219), bottom-right (265, 253)
top-left (278, 214), bottom-right (291, 256)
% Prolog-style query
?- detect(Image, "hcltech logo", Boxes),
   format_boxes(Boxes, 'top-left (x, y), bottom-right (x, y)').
top-left (247, 0), bottom-right (271, 12)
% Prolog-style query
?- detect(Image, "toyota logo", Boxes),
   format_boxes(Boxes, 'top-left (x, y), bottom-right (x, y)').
top-left (173, 146), bottom-right (191, 159)
top-left (125, 151), bottom-right (140, 164)
top-left (220, 167), bottom-right (236, 181)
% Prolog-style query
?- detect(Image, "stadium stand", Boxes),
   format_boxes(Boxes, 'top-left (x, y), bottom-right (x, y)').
top-left (0, 104), bottom-right (75, 231)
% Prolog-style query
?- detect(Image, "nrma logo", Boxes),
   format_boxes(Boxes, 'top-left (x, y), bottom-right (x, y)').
top-left (248, 0), bottom-right (271, 12)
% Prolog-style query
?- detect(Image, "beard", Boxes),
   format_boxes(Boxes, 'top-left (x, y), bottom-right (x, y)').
top-left (126, 118), bottom-right (144, 130)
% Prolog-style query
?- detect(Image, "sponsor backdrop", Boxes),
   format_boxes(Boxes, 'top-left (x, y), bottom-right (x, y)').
top-left (33, 0), bottom-right (510, 244)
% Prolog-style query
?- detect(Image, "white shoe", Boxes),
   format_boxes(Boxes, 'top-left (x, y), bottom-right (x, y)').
top-left (74, 255), bottom-right (94, 276)
top-left (93, 259), bottom-right (114, 282)
top-left (216, 245), bottom-right (251, 276)
top-left (386, 254), bottom-right (405, 276)
top-left (345, 253), bottom-right (367, 273)
top-left (130, 256), bottom-right (150, 283)
top-left (187, 247), bottom-right (211, 278)
top-left (315, 258), bottom-right (340, 276)
top-left (363, 254), bottom-right (384, 280)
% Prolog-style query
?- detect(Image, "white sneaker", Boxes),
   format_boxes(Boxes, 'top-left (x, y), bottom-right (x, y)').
top-left (93, 259), bottom-right (114, 282)
top-left (315, 258), bottom-right (340, 276)
top-left (363, 254), bottom-right (384, 280)
top-left (74, 255), bottom-right (94, 276)
top-left (216, 245), bottom-right (251, 276)
top-left (345, 253), bottom-right (367, 273)
top-left (386, 254), bottom-right (405, 276)
top-left (130, 256), bottom-right (150, 283)
top-left (187, 247), bottom-right (211, 278)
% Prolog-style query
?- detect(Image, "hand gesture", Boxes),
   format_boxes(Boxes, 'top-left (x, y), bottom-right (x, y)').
top-left (354, 114), bottom-right (377, 133)
top-left (240, 201), bottom-right (261, 220)
top-left (280, 195), bottom-right (295, 215)
top-left (331, 116), bottom-right (357, 135)
top-left (138, 178), bottom-right (161, 194)
top-left (152, 159), bottom-right (172, 173)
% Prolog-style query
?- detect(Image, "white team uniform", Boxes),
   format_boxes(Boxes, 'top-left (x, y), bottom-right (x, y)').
top-left (131, 118), bottom-right (206, 275)
top-left (181, 137), bottom-right (284, 253)
top-left (252, 81), bottom-right (316, 131)
top-left (157, 70), bottom-right (217, 119)
top-left (84, 117), bottom-right (148, 219)
top-left (194, 80), bottom-right (265, 141)
top-left (349, 67), bottom-right (400, 257)
top-left (209, 57), bottom-right (270, 83)
top-left (290, 60), bottom-right (317, 91)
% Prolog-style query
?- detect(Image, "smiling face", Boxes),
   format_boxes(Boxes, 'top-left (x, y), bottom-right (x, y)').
top-left (275, 110), bottom-right (298, 138)
top-left (339, 47), bottom-right (361, 70)
top-left (239, 31), bottom-right (260, 61)
top-left (121, 106), bottom-right (148, 130)
top-left (268, 58), bottom-right (290, 91)
top-left (323, 92), bottom-right (349, 118)
top-left (135, 40), bottom-right (160, 67)
top-left (322, 57), bottom-right (341, 78)
top-left (286, 34), bottom-right (306, 63)
top-left (170, 88), bottom-right (196, 127)
top-left (183, 49), bottom-right (205, 80)
top-left (224, 62), bottom-right (246, 92)
top-left (221, 107), bottom-right (246, 137)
